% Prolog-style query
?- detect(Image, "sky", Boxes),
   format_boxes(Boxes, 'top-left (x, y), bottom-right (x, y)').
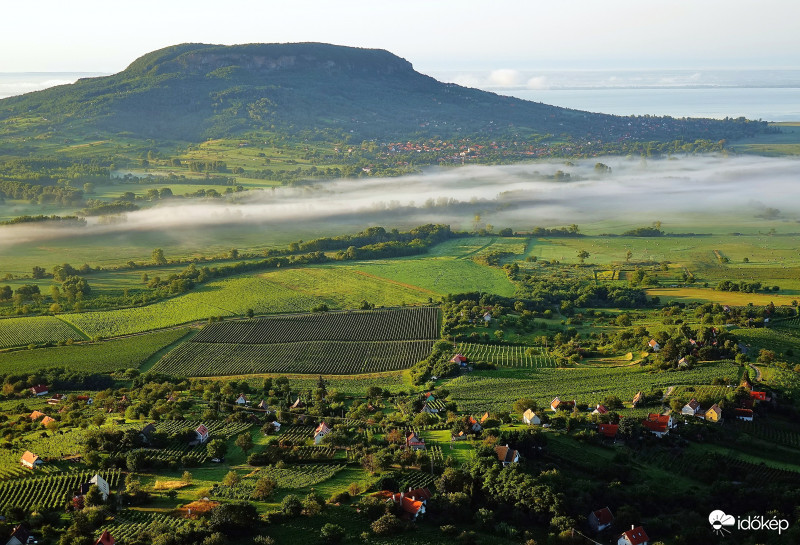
top-left (1, 0), bottom-right (798, 74)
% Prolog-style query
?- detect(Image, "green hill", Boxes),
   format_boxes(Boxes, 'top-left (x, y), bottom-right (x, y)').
top-left (0, 42), bottom-right (768, 148)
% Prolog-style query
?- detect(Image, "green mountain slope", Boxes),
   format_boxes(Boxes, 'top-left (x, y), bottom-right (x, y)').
top-left (0, 42), bottom-right (768, 146)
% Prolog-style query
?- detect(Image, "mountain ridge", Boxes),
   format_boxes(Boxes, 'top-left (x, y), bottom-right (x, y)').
top-left (0, 42), bottom-right (769, 147)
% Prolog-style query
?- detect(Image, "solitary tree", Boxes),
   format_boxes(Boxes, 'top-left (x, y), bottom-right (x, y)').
top-left (152, 248), bottom-right (167, 265)
top-left (235, 433), bottom-right (254, 455)
top-left (577, 250), bottom-right (590, 264)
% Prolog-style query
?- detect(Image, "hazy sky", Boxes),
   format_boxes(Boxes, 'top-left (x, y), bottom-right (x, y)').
top-left (2, 0), bottom-right (798, 73)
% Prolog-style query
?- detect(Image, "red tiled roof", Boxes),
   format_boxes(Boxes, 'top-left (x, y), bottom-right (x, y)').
top-left (735, 408), bottom-right (753, 417)
top-left (595, 404), bottom-right (609, 414)
top-left (598, 423), bottom-right (618, 438)
top-left (593, 507), bottom-right (613, 525)
top-left (94, 530), bottom-right (116, 545)
top-left (621, 526), bottom-right (649, 545)
top-left (21, 451), bottom-right (40, 465)
top-left (31, 384), bottom-right (49, 394)
top-left (642, 419), bottom-right (667, 433)
top-left (196, 424), bottom-right (209, 436)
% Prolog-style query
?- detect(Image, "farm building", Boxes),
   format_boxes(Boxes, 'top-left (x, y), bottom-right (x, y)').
top-left (371, 488), bottom-right (430, 520)
top-left (139, 423), bottom-right (156, 443)
top-left (30, 384), bottom-right (49, 396)
top-left (598, 423), bottom-right (619, 439)
top-left (495, 444), bottom-right (520, 466)
top-left (94, 530), bottom-right (116, 545)
top-left (681, 399), bottom-right (703, 416)
top-left (195, 424), bottom-right (210, 444)
top-left (618, 525), bottom-right (649, 545)
top-left (29, 410), bottom-right (56, 427)
top-left (405, 431), bottom-right (426, 450)
top-left (20, 451), bottom-right (42, 469)
top-left (551, 397), bottom-right (575, 412)
top-left (523, 409), bottom-right (541, 425)
top-left (483, 312), bottom-right (492, 323)
top-left (588, 507), bottom-right (614, 532)
top-left (705, 404), bottom-right (723, 423)
top-left (314, 421), bottom-right (332, 444)
top-left (235, 394), bottom-right (247, 405)
top-left (256, 399), bottom-right (270, 411)
top-left (734, 408), bottom-right (754, 421)
top-left (450, 353), bottom-right (468, 365)
top-left (648, 339), bottom-right (660, 352)
top-left (642, 414), bottom-right (673, 438)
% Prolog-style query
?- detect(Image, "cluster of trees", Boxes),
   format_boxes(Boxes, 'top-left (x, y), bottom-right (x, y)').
top-left (716, 280), bottom-right (780, 293)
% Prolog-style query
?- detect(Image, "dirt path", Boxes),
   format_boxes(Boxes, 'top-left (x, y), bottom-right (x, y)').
top-left (749, 363), bottom-right (762, 382)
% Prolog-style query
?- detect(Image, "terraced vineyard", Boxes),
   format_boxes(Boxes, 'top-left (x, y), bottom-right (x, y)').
top-left (455, 343), bottom-right (558, 368)
top-left (0, 469), bottom-right (121, 510)
top-left (153, 307), bottom-right (440, 376)
top-left (0, 316), bottom-right (85, 349)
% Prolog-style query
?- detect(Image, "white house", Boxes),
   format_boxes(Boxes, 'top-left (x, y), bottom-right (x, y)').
top-left (681, 399), bottom-right (703, 416)
top-left (522, 409), bottom-right (541, 425)
top-left (20, 451), bottom-right (42, 469)
top-left (89, 474), bottom-right (110, 501)
top-left (618, 525), bottom-right (649, 545)
top-left (235, 394), bottom-right (247, 405)
top-left (6, 525), bottom-right (30, 545)
top-left (648, 339), bottom-right (660, 352)
top-left (314, 421), bottom-right (332, 445)
top-left (195, 424), bottom-right (210, 444)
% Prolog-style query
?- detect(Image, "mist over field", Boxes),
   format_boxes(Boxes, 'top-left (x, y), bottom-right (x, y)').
top-left (1, 155), bottom-right (798, 249)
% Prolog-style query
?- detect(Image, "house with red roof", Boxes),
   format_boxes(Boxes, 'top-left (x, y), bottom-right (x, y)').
top-left (598, 423), bottom-right (619, 439)
top-left (648, 339), bottom-right (660, 352)
top-left (467, 416), bottom-right (482, 432)
top-left (450, 354), bottom-right (468, 366)
top-left (618, 525), bottom-right (649, 545)
top-left (29, 411), bottom-right (55, 427)
top-left (94, 530), bottom-right (116, 545)
top-left (314, 421), bottom-right (332, 444)
top-left (20, 451), bottom-right (42, 469)
top-left (734, 408), bottom-right (753, 421)
top-left (47, 393), bottom-right (65, 405)
top-left (30, 384), bottom-right (49, 396)
top-left (494, 444), bottom-right (519, 466)
top-left (195, 424), bottom-right (209, 444)
top-left (588, 507), bottom-right (614, 532)
top-left (642, 414), bottom-right (674, 438)
top-left (405, 431), bottom-right (426, 450)
top-left (551, 397), bottom-right (576, 412)
top-left (750, 391), bottom-right (767, 401)
top-left (371, 488), bottom-right (430, 520)
top-left (593, 404), bottom-right (609, 415)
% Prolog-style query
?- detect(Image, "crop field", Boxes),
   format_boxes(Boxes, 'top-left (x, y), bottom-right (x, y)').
top-left (646, 287), bottom-right (798, 306)
top-left (0, 316), bottom-right (86, 349)
top-left (60, 275), bottom-right (325, 337)
top-left (455, 343), bottom-right (558, 368)
top-left (153, 308), bottom-right (439, 376)
top-left (345, 255), bottom-right (517, 297)
top-left (211, 464), bottom-right (346, 500)
top-left (0, 328), bottom-right (189, 374)
top-left (735, 327), bottom-right (800, 362)
top-left (426, 237), bottom-right (528, 259)
top-left (0, 469), bottom-right (122, 510)
top-left (194, 307), bottom-right (439, 343)
top-left (154, 339), bottom-right (434, 376)
top-left (261, 266), bottom-right (435, 307)
top-left (98, 511), bottom-right (188, 544)
top-left (446, 361), bottom-right (741, 413)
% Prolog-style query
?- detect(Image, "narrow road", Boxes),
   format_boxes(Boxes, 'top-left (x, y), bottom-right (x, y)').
top-left (749, 364), bottom-right (762, 382)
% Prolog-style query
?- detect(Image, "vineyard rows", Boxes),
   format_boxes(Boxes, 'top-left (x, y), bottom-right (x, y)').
top-left (0, 328), bottom-right (189, 376)
top-left (0, 316), bottom-right (85, 349)
top-left (388, 469), bottom-right (436, 491)
top-left (732, 420), bottom-right (800, 449)
top-left (99, 511), bottom-right (187, 544)
top-left (636, 449), bottom-right (800, 483)
top-left (456, 343), bottom-right (558, 368)
top-left (194, 307), bottom-right (439, 344)
top-left (211, 464), bottom-right (345, 499)
top-left (447, 360), bottom-right (740, 413)
top-left (153, 339), bottom-right (435, 376)
top-left (0, 470), bottom-right (121, 510)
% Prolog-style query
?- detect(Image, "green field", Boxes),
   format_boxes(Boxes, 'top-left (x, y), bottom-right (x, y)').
top-left (0, 316), bottom-right (86, 348)
top-left (447, 360), bottom-right (741, 413)
top-left (0, 328), bottom-right (190, 374)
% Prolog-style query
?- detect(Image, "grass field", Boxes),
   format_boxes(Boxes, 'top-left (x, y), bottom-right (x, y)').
top-left (646, 287), bottom-right (798, 306)
top-left (0, 328), bottom-right (189, 374)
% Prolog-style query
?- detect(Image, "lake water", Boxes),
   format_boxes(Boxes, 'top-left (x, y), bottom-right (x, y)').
top-left (1, 70), bottom-right (798, 121)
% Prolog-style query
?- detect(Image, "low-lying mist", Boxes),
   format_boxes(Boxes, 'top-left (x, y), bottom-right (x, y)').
top-left (2, 155), bottom-right (799, 250)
